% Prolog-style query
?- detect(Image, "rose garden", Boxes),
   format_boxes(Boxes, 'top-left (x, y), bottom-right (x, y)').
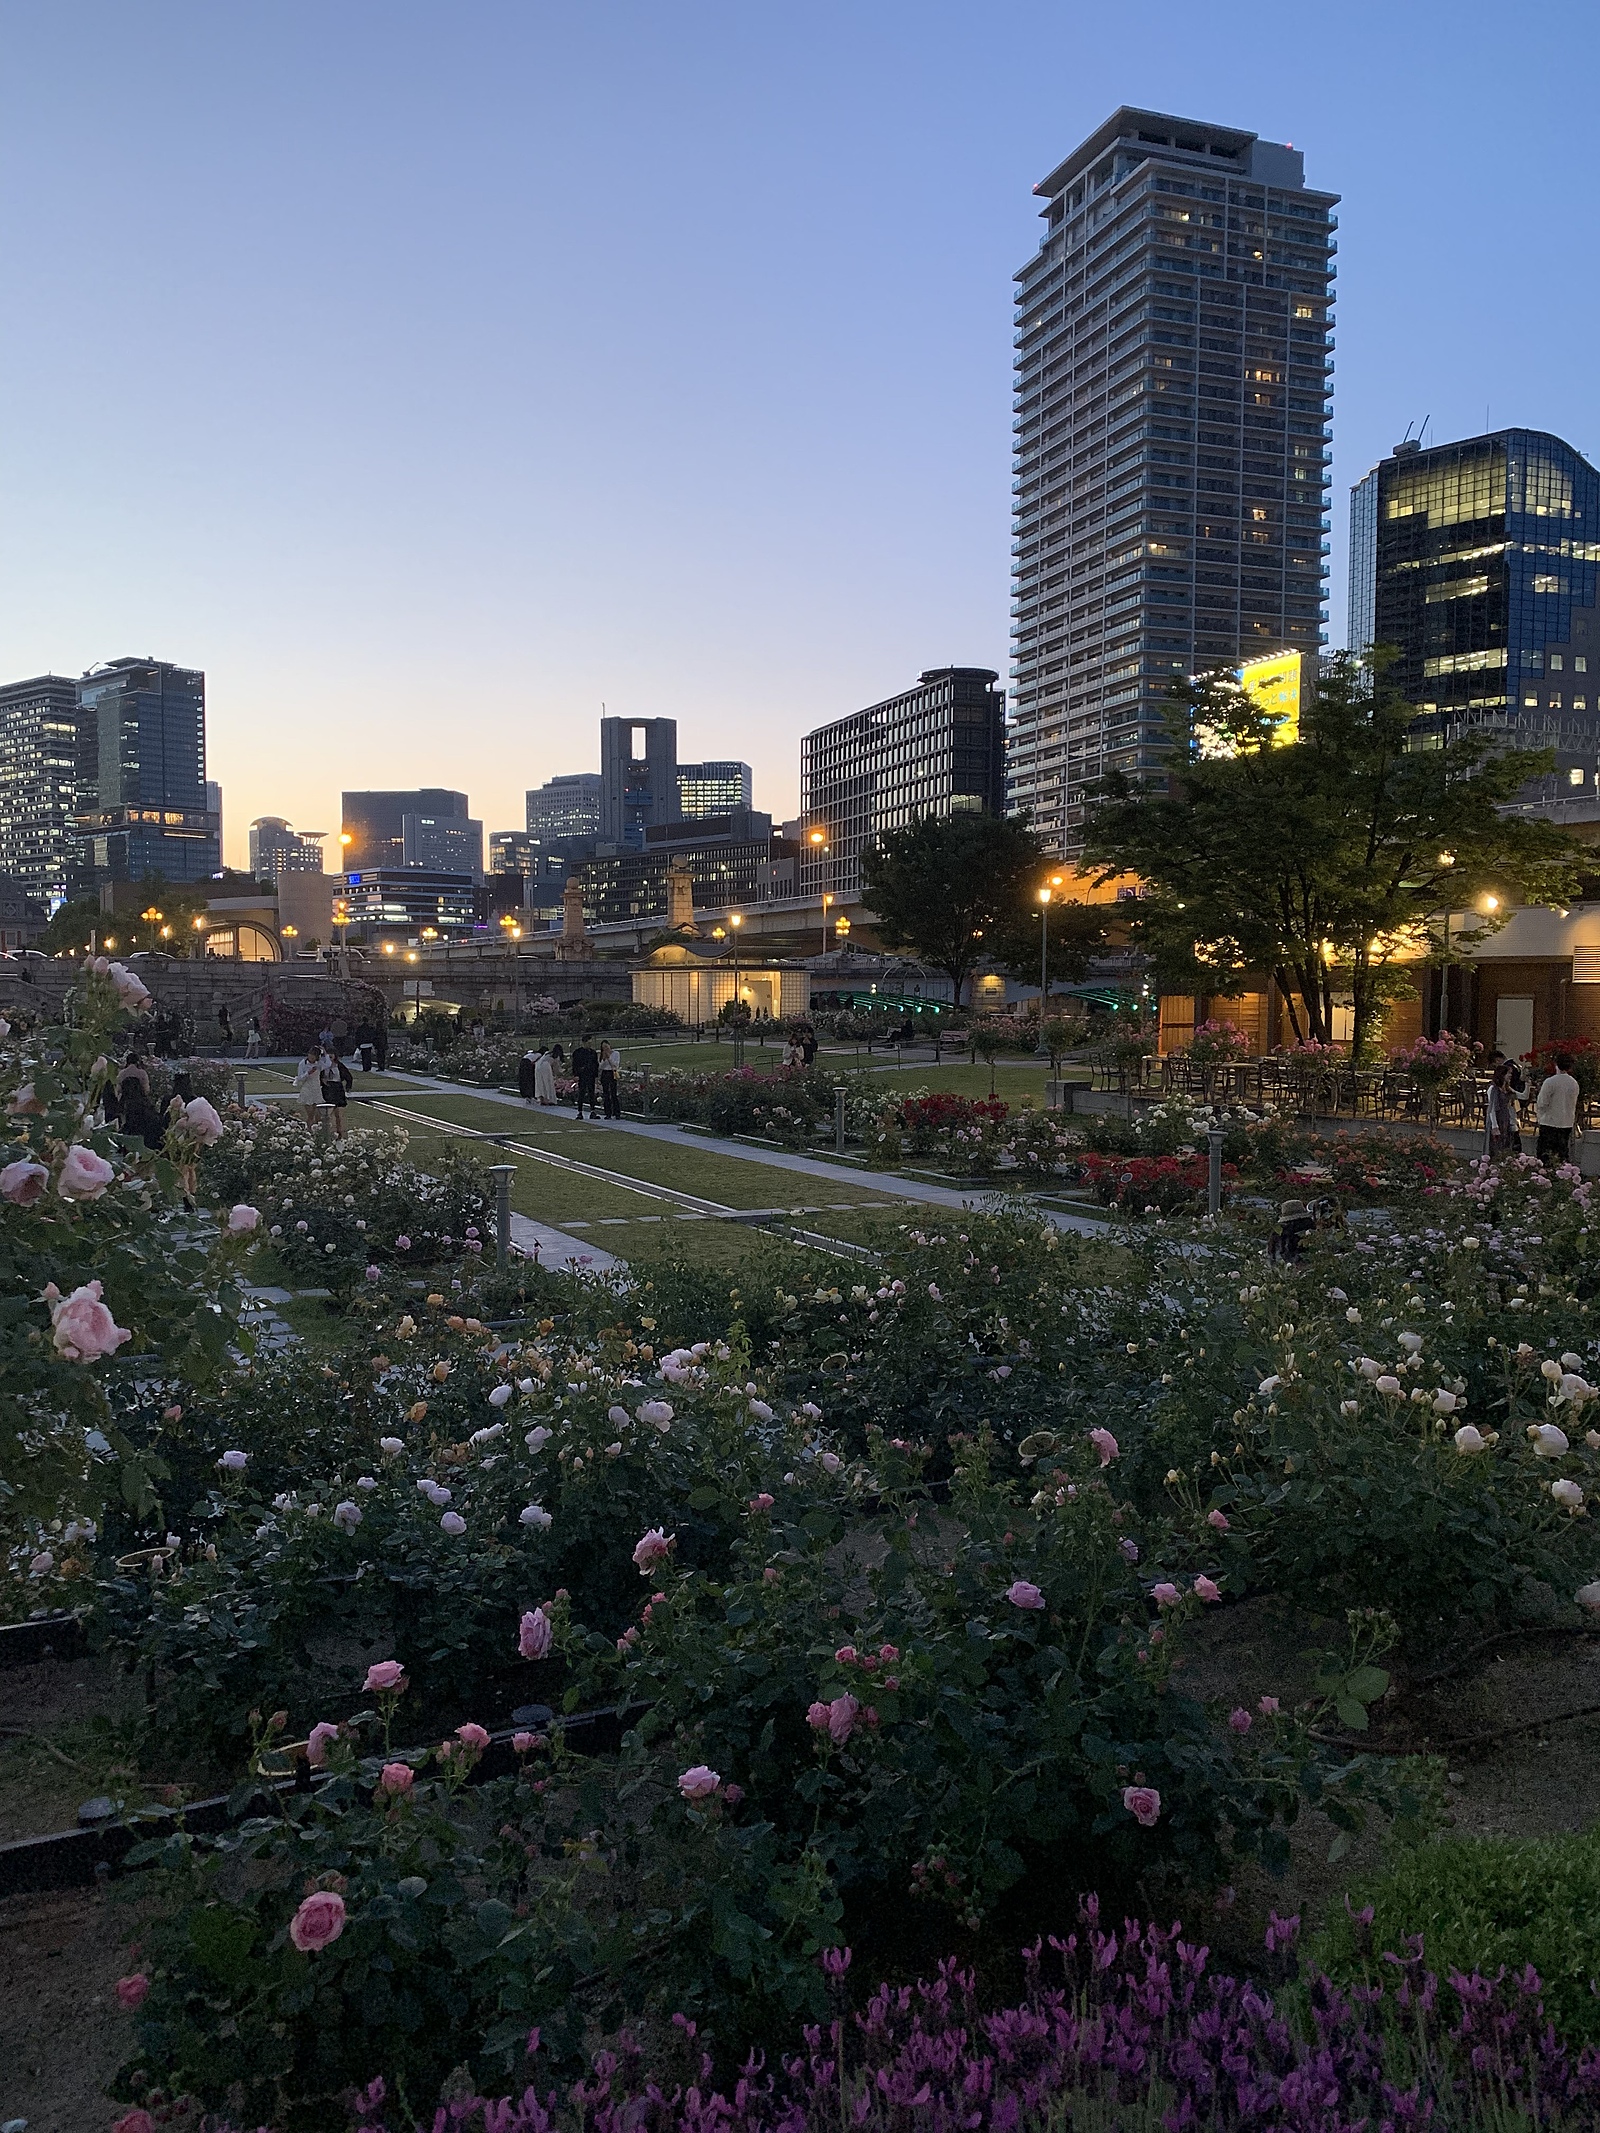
top-left (7, 966), bottom-right (1600, 2131)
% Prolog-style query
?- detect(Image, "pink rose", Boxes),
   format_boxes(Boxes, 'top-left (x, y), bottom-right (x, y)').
top-left (1257, 1694), bottom-right (1280, 1716)
top-left (0, 1158), bottom-right (49, 1205)
top-left (723, 1782), bottom-right (744, 1804)
top-left (227, 1203), bottom-right (261, 1233)
top-left (306, 1721), bottom-right (339, 1768)
top-left (677, 1764), bottom-right (721, 1799)
top-left (1206, 1508), bottom-right (1230, 1532)
top-left (512, 1731), bottom-right (539, 1754)
top-left (456, 1722), bottom-right (490, 1750)
top-left (8, 1082), bottom-right (45, 1115)
top-left (1006, 1579), bottom-right (1046, 1611)
top-left (519, 1607), bottom-right (553, 1660)
top-left (112, 2114), bottom-right (156, 2133)
top-left (748, 1493), bottom-right (774, 1512)
top-left (1089, 1428), bottom-right (1119, 1466)
top-left (1193, 1575), bottom-right (1221, 1603)
top-left (57, 1144), bottom-right (115, 1200)
top-left (1122, 1784), bottom-right (1162, 1828)
top-left (378, 1762), bottom-right (415, 1796)
top-left (1150, 1582), bottom-right (1182, 1607)
top-left (1228, 1707), bottom-right (1252, 1734)
top-left (50, 1280), bottom-right (132, 1362)
top-left (116, 1972), bottom-right (151, 2010)
top-left (806, 1700), bottom-right (831, 1729)
top-left (288, 1889), bottom-right (347, 1952)
top-left (827, 1693), bottom-right (860, 1745)
top-left (182, 1096), bottom-right (225, 1146)
top-left (632, 1527), bottom-right (675, 1575)
top-left (363, 1659), bottom-right (407, 1694)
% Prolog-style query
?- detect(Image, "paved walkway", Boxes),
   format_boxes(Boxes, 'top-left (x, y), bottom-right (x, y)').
top-left (381, 1073), bottom-right (1105, 1236)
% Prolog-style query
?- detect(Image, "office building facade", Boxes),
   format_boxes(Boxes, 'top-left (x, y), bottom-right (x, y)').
top-left (800, 667), bottom-right (1005, 897)
top-left (0, 673), bottom-right (82, 905)
top-left (249, 816), bottom-right (326, 878)
top-left (339, 868), bottom-right (477, 939)
top-left (677, 760), bottom-right (753, 817)
top-left (75, 657), bottom-right (219, 885)
top-left (1009, 108), bottom-right (1337, 850)
top-left (1347, 430), bottom-right (1600, 805)
top-left (340, 789), bottom-right (469, 873)
top-left (580, 826), bottom-right (795, 927)
top-left (600, 716), bottom-right (678, 846)
top-left (526, 773), bottom-right (602, 841)
top-left (401, 808), bottom-right (482, 876)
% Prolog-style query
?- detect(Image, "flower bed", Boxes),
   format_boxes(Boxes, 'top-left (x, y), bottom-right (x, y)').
top-left (164, 1913), bottom-right (1600, 2133)
top-left (1078, 1150), bottom-right (1237, 1212)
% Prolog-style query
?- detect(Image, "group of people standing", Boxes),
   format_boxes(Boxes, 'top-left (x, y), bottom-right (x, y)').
top-left (518, 1038), bottom-right (623, 1119)
top-left (1485, 1052), bottom-right (1582, 1164)
top-left (101, 1051), bottom-right (193, 1148)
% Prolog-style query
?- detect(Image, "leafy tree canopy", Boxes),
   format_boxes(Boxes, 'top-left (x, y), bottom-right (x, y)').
top-left (1081, 651), bottom-right (1586, 1061)
top-left (860, 812), bottom-right (1044, 1006)
top-left (39, 896), bottom-right (103, 955)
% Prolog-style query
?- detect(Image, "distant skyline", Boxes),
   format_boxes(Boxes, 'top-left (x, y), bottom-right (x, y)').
top-left (2, 1), bottom-right (1597, 867)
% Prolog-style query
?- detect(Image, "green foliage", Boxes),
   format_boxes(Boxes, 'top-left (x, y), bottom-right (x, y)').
top-left (1083, 651), bottom-right (1585, 1061)
top-left (0, 973), bottom-right (251, 1527)
top-left (1319, 1826), bottom-right (1600, 2045)
top-left (860, 812), bottom-right (1044, 1006)
top-left (38, 895), bottom-right (104, 956)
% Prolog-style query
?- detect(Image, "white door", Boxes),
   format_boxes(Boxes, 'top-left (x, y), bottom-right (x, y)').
top-left (1495, 995), bottom-right (1534, 1061)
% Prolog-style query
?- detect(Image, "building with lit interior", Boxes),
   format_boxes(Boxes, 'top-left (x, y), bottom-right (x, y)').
top-left (1348, 429), bottom-right (1600, 813)
top-left (74, 657), bottom-right (219, 887)
top-left (0, 672), bottom-right (82, 904)
top-left (1008, 107), bottom-right (1337, 852)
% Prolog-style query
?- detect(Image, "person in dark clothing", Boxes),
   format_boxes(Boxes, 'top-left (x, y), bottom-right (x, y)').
top-left (517, 1047), bottom-right (539, 1102)
top-left (374, 1019), bottom-right (389, 1071)
top-left (217, 1004), bottom-right (233, 1046)
top-left (117, 1056), bottom-right (165, 1150)
top-left (571, 1040), bottom-right (600, 1118)
top-left (319, 1048), bottom-right (354, 1139)
top-left (170, 1064), bottom-right (194, 1105)
top-left (800, 1026), bottom-right (817, 1067)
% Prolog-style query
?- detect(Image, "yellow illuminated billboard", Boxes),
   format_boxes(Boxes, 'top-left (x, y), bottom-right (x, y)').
top-left (1194, 649), bottom-right (1303, 758)
top-left (1237, 650), bottom-right (1302, 744)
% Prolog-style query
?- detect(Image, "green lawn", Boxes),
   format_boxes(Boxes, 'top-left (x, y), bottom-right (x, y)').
top-left (360, 1091), bottom-right (899, 1212)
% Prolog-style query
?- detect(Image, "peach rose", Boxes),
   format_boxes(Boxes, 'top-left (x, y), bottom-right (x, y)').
top-left (50, 1280), bottom-right (132, 1362)
top-left (57, 1144), bottom-right (116, 1200)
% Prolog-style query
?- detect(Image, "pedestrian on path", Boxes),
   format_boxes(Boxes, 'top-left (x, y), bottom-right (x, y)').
top-left (801, 1024), bottom-right (817, 1067)
top-left (599, 1040), bottom-right (622, 1119)
top-left (518, 1045), bottom-right (539, 1102)
top-left (535, 1045), bottom-right (558, 1104)
top-left (1536, 1055), bottom-right (1581, 1165)
top-left (319, 1046), bottom-right (353, 1139)
top-left (246, 1014), bottom-right (262, 1059)
top-left (293, 1046), bottom-right (326, 1131)
top-left (572, 1038), bottom-right (600, 1118)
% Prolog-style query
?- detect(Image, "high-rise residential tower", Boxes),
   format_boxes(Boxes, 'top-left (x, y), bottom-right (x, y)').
top-left (75, 657), bottom-right (219, 885)
top-left (249, 816), bottom-right (327, 878)
top-left (0, 673), bottom-right (82, 904)
top-left (1348, 429), bottom-right (1600, 811)
top-left (1009, 108), bottom-right (1337, 850)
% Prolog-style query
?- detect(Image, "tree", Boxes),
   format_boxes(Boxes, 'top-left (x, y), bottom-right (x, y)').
top-left (989, 896), bottom-right (1110, 999)
top-left (39, 896), bottom-right (103, 956)
top-left (1081, 652), bottom-right (1586, 1062)
top-left (860, 813), bottom-right (1044, 1008)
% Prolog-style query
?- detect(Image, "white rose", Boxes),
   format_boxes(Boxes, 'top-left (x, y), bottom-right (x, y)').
top-left (1453, 1425), bottom-right (1488, 1455)
top-left (1528, 1424), bottom-right (1570, 1460)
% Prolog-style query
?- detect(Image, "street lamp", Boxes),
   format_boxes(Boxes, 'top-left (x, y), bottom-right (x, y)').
top-left (1036, 886), bottom-right (1053, 1053)
top-left (821, 891), bottom-right (833, 958)
top-left (729, 912), bottom-right (744, 1063)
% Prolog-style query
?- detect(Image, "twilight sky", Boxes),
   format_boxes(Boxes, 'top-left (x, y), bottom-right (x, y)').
top-left (2, 1), bottom-right (1596, 865)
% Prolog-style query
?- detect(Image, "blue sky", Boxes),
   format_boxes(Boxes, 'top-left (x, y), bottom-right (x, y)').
top-left (2, 1), bottom-right (1596, 861)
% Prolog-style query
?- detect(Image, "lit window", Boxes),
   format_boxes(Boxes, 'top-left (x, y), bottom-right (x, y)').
top-left (1575, 697), bottom-right (1589, 711)
top-left (1524, 694), bottom-right (1539, 708)
top-left (1550, 653), bottom-right (1565, 670)
top-left (1570, 768), bottom-right (1585, 786)
top-left (1577, 656), bottom-right (1589, 673)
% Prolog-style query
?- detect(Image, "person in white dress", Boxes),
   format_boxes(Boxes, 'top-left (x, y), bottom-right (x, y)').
top-left (534, 1046), bottom-right (559, 1105)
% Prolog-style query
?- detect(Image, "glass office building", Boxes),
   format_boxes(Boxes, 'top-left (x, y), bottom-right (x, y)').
top-left (525, 774), bottom-right (601, 841)
top-left (1009, 108), bottom-right (1337, 851)
top-left (1347, 432), bottom-right (1600, 802)
top-left (677, 760), bottom-right (753, 817)
top-left (75, 657), bottom-right (219, 886)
